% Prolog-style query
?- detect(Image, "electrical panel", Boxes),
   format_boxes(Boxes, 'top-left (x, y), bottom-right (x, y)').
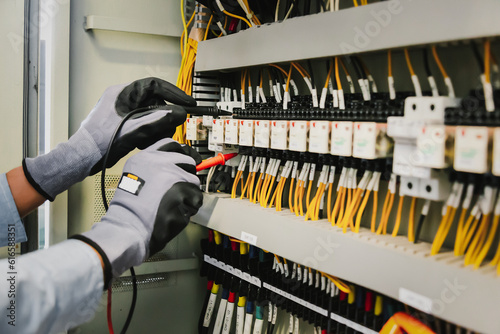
top-left (178, 1), bottom-right (500, 333)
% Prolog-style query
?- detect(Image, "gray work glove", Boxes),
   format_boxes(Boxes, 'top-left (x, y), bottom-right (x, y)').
top-left (23, 77), bottom-right (195, 201)
top-left (72, 138), bottom-right (203, 285)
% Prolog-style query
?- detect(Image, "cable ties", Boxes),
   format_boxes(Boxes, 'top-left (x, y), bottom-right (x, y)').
top-left (284, 161), bottom-right (293, 179)
top-left (317, 165), bottom-right (328, 187)
top-left (308, 269), bottom-right (313, 286)
top-left (304, 77), bottom-right (313, 93)
top-left (233, 89), bottom-right (239, 102)
top-left (220, 87), bottom-right (226, 102)
top-left (315, 271), bottom-right (320, 289)
top-left (248, 156), bottom-right (254, 173)
top-left (269, 79), bottom-right (274, 96)
top-left (283, 91), bottom-right (290, 110)
top-left (291, 262), bottom-right (297, 280)
top-left (297, 264), bottom-right (302, 281)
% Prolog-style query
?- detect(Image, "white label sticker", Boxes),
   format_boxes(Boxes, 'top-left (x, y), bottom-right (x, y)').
top-left (203, 293), bottom-right (218, 327)
top-left (118, 173), bottom-right (144, 195)
top-left (289, 121), bottom-right (309, 152)
top-left (309, 121), bottom-right (330, 153)
top-left (224, 119), bottom-right (239, 145)
top-left (493, 128), bottom-right (500, 176)
top-left (331, 121), bottom-right (353, 157)
top-left (241, 231), bottom-right (258, 245)
top-left (353, 122), bottom-right (378, 159)
top-left (212, 119), bottom-right (225, 144)
top-left (454, 126), bottom-right (489, 174)
top-left (416, 124), bottom-right (448, 168)
top-left (239, 120), bottom-right (254, 146)
top-left (399, 287), bottom-right (433, 313)
top-left (271, 120), bottom-right (289, 150)
top-left (254, 120), bottom-right (270, 148)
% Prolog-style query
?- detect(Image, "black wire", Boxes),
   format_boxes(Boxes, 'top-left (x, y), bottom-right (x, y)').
top-left (414, 214), bottom-right (427, 244)
top-left (471, 42), bottom-right (485, 73)
top-left (307, 60), bottom-right (316, 89)
top-left (120, 267), bottom-right (137, 334)
top-left (422, 48), bottom-right (432, 77)
top-left (101, 105), bottom-right (156, 333)
top-left (353, 57), bottom-right (366, 79)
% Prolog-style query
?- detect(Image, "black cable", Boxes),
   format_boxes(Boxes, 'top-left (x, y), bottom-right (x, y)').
top-left (471, 42), bottom-right (485, 73)
top-left (414, 213), bottom-right (427, 244)
top-left (101, 105), bottom-right (156, 333)
top-left (422, 48), bottom-right (432, 77)
top-left (352, 57), bottom-right (366, 79)
top-left (307, 60), bottom-right (316, 89)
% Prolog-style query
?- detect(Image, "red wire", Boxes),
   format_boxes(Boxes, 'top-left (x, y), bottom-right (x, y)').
top-left (107, 286), bottom-right (115, 334)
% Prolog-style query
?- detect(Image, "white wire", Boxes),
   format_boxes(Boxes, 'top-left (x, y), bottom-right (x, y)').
top-left (283, 4), bottom-right (294, 20)
top-left (335, 0), bottom-right (340, 11)
top-left (205, 166), bottom-right (216, 193)
top-left (275, 0), bottom-right (281, 22)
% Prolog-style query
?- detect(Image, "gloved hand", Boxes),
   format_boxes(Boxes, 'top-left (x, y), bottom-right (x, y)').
top-left (72, 138), bottom-right (203, 284)
top-left (23, 77), bottom-right (195, 201)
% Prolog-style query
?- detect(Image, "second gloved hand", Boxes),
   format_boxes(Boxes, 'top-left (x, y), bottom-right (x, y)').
top-left (23, 77), bottom-right (195, 201)
top-left (72, 138), bottom-right (203, 282)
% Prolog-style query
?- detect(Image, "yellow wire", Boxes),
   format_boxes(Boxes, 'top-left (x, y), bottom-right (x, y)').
top-left (299, 182), bottom-right (306, 216)
top-left (240, 171), bottom-right (254, 199)
top-left (353, 0), bottom-right (359, 7)
top-left (314, 184), bottom-right (326, 220)
top-left (324, 274), bottom-right (351, 293)
top-left (355, 190), bottom-right (371, 233)
top-left (465, 214), bottom-right (490, 266)
top-left (180, 0), bottom-right (188, 56)
top-left (331, 187), bottom-right (344, 226)
top-left (454, 208), bottom-right (468, 256)
top-left (231, 171), bottom-right (243, 198)
top-left (485, 40), bottom-right (491, 83)
top-left (203, 15), bottom-right (213, 41)
top-left (474, 214), bottom-right (499, 269)
top-left (306, 180), bottom-right (313, 211)
top-left (431, 207), bottom-right (457, 256)
top-left (391, 196), bottom-right (404, 237)
top-left (388, 50), bottom-right (392, 77)
top-left (460, 214), bottom-right (480, 255)
top-left (404, 48), bottom-right (416, 76)
top-left (288, 178), bottom-right (295, 212)
top-left (408, 197), bottom-right (417, 242)
top-left (370, 191), bottom-right (378, 233)
top-left (263, 175), bottom-right (276, 207)
top-left (327, 183), bottom-right (333, 223)
top-left (335, 57), bottom-right (342, 91)
top-left (324, 60), bottom-right (333, 89)
top-left (285, 64), bottom-right (293, 92)
top-left (376, 191), bottom-right (391, 235)
top-left (223, 9), bottom-right (252, 28)
top-left (269, 63), bottom-right (289, 77)
top-left (431, 45), bottom-right (449, 79)
top-left (294, 180), bottom-right (302, 216)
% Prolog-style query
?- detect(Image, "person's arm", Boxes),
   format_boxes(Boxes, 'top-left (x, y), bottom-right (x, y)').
top-left (6, 167), bottom-right (45, 218)
top-left (0, 239), bottom-right (104, 334)
top-left (0, 173), bottom-right (28, 247)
